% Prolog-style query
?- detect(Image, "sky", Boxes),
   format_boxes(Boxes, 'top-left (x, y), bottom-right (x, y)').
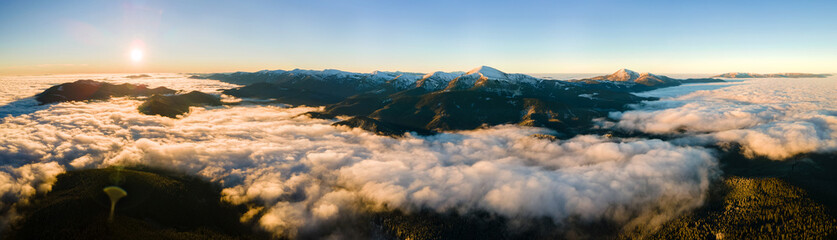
top-left (1, 0), bottom-right (836, 75)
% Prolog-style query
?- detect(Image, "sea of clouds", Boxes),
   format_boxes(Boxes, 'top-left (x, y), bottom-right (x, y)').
top-left (0, 74), bottom-right (726, 237)
top-left (612, 77), bottom-right (837, 160)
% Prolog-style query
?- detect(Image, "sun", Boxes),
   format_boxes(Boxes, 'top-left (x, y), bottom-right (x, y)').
top-left (130, 48), bottom-right (144, 62)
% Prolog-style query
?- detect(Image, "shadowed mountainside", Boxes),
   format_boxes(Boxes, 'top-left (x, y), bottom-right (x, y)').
top-left (4, 167), bottom-right (268, 240)
top-left (5, 161), bottom-right (836, 240)
top-left (332, 116), bottom-right (436, 137)
top-left (32, 80), bottom-right (226, 118)
top-left (639, 177), bottom-right (837, 239)
top-left (200, 66), bottom-right (658, 136)
top-left (35, 80), bottom-right (176, 104)
top-left (138, 91), bottom-right (223, 118)
top-left (125, 74), bottom-right (152, 79)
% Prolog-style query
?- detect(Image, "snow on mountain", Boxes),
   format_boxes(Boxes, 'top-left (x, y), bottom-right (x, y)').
top-left (465, 66), bottom-right (508, 79)
top-left (607, 68), bottom-right (641, 82)
top-left (377, 71), bottom-right (425, 88)
top-left (583, 69), bottom-right (666, 83)
top-left (444, 66), bottom-right (542, 90)
top-left (572, 69), bottom-right (694, 89)
top-left (463, 66), bottom-right (541, 83)
top-left (287, 68), bottom-right (359, 79)
top-left (712, 72), bottom-right (832, 78)
top-left (256, 69), bottom-right (286, 75)
top-left (578, 68), bottom-right (645, 82)
top-left (417, 71), bottom-right (464, 90)
top-left (202, 66), bottom-right (553, 91)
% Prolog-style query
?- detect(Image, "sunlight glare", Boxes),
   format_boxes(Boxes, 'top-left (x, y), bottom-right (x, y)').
top-left (131, 49), bottom-right (143, 62)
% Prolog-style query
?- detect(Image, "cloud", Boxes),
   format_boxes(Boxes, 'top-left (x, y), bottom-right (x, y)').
top-left (0, 95), bottom-right (719, 237)
top-left (612, 78), bottom-right (837, 160)
top-left (0, 162), bottom-right (65, 228)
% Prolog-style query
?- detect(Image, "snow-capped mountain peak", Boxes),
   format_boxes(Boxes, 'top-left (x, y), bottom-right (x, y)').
top-left (421, 71), bottom-right (461, 80)
top-left (204, 66), bottom-right (547, 92)
top-left (466, 66), bottom-right (508, 79)
top-left (572, 68), bottom-right (692, 88)
top-left (417, 71), bottom-right (463, 90)
top-left (443, 66), bottom-right (542, 90)
top-left (610, 68), bottom-right (640, 81)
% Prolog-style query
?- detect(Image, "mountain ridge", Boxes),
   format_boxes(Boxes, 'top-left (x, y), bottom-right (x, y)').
top-left (713, 72), bottom-right (832, 78)
top-left (191, 66), bottom-right (724, 92)
top-left (193, 66), bottom-right (660, 136)
top-left (569, 69), bottom-right (723, 91)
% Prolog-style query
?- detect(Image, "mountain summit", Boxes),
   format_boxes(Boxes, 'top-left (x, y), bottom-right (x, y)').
top-left (572, 69), bottom-right (722, 90)
top-left (465, 66), bottom-right (508, 79)
top-left (444, 66), bottom-right (541, 90)
top-left (417, 71), bottom-right (462, 90)
top-left (712, 72), bottom-right (832, 78)
top-left (196, 66), bottom-right (654, 135)
top-left (581, 68), bottom-right (673, 85)
top-left (607, 68), bottom-right (642, 82)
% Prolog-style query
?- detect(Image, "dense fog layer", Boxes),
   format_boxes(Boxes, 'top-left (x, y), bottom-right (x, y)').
top-left (0, 74), bottom-right (723, 237)
top-left (613, 78), bottom-right (837, 159)
top-left (3, 74), bottom-right (835, 237)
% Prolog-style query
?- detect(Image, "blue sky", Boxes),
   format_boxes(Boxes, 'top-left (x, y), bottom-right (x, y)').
top-left (1, 0), bottom-right (835, 74)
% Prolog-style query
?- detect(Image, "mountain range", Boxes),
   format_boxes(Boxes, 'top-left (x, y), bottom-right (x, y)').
top-left (713, 72), bottom-right (832, 78)
top-left (193, 66), bottom-right (720, 136)
top-left (569, 68), bottom-right (723, 91)
top-left (30, 67), bottom-right (725, 137)
top-left (35, 79), bottom-right (175, 104)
